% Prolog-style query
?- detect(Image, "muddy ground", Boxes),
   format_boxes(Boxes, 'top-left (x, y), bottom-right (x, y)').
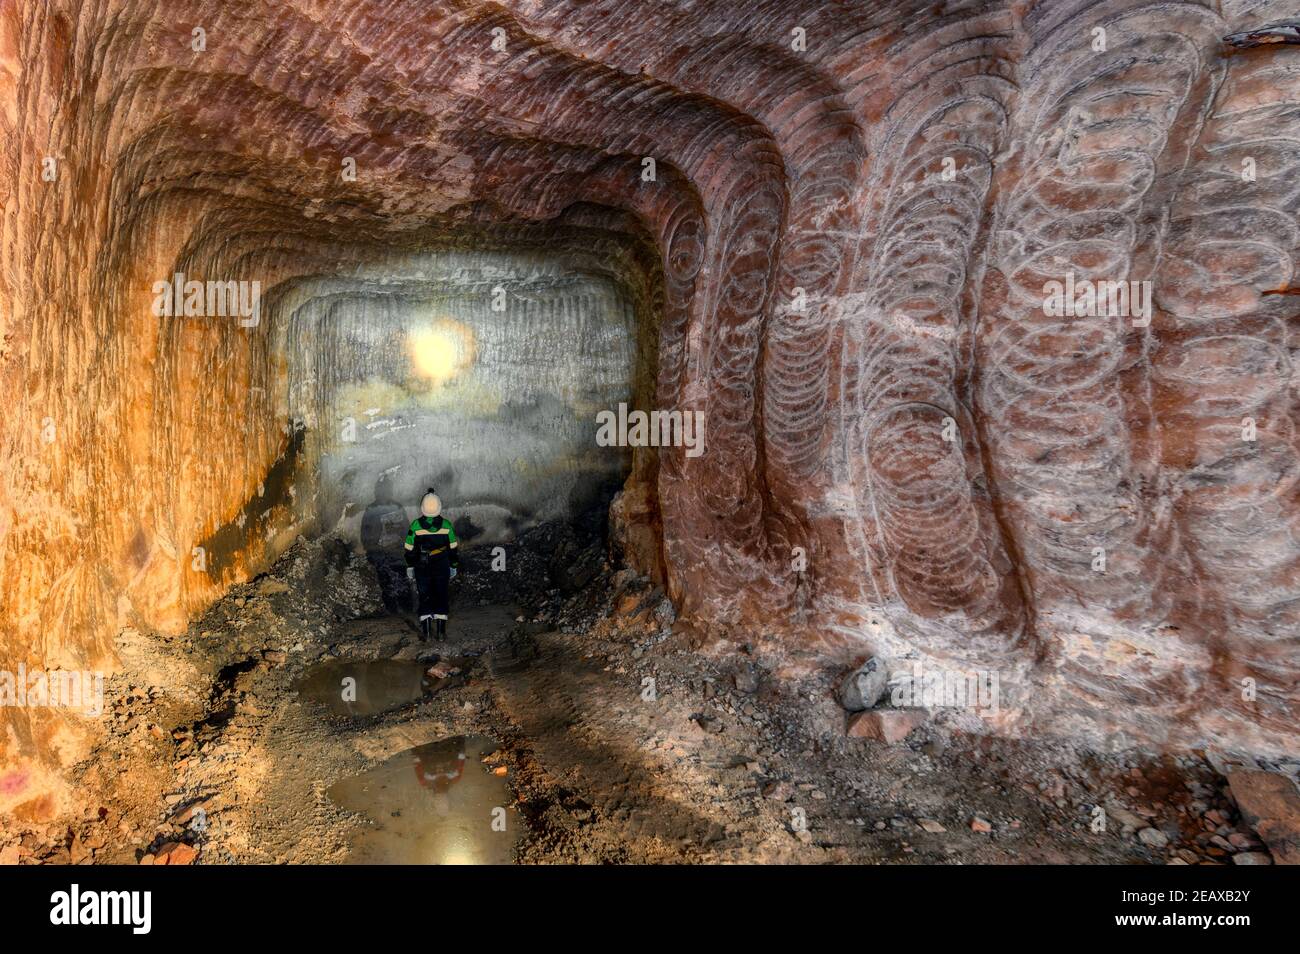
top-left (2, 536), bottom-right (1289, 865)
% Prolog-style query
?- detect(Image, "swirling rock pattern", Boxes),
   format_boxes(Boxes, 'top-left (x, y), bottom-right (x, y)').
top-left (2, 0), bottom-right (1298, 816)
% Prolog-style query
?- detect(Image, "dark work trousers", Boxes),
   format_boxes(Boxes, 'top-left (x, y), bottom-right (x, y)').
top-left (414, 557), bottom-right (451, 620)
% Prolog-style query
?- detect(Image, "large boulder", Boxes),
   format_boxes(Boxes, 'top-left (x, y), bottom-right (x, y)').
top-left (837, 657), bottom-right (890, 712)
top-left (1228, 771), bottom-right (1300, 865)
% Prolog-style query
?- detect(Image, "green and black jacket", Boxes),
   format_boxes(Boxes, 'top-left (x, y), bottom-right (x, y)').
top-left (404, 515), bottom-right (459, 569)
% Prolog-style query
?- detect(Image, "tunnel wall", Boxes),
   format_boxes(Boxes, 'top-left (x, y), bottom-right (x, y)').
top-left (3, 0), bottom-right (1300, 820)
top-left (274, 251), bottom-right (639, 549)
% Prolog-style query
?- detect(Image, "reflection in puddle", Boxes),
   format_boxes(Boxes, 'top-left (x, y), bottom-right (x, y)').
top-left (296, 659), bottom-right (464, 716)
top-left (328, 735), bottom-right (521, 864)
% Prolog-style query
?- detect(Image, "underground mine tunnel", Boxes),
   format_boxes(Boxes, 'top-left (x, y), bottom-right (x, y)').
top-left (1, 0), bottom-right (1299, 882)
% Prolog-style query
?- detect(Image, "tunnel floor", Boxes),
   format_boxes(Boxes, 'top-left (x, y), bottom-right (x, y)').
top-left (44, 537), bottom-right (1259, 865)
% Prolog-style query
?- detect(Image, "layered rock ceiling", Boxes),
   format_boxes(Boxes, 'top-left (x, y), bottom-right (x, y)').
top-left (2, 0), bottom-right (1299, 817)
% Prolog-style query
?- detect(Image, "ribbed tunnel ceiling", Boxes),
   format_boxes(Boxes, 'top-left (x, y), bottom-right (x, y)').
top-left (2, 0), bottom-right (1300, 819)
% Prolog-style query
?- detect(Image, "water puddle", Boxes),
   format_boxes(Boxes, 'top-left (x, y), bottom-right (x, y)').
top-left (327, 735), bottom-right (521, 864)
top-left (296, 659), bottom-right (467, 716)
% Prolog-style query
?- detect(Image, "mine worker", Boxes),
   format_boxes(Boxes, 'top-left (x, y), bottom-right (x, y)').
top-left (404, 488), bottom-right (459, 641)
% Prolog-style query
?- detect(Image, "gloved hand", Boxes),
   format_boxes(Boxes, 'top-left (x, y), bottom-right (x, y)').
top-left (449, 567), bottom-right (458, 580)
top-left (406, 567), bottom-right (415, 581)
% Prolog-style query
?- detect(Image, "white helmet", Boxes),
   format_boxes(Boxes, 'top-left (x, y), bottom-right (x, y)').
top-left (420, 489), bottom-right (442, 518)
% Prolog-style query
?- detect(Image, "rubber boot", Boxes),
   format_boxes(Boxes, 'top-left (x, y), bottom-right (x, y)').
top-left (436, 618), bottom-right (447, 640)
top-left (420, 617), bottom-right (432, 642)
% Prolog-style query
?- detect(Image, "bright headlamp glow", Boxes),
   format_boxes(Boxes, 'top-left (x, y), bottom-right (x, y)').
top-left (409, 319), bottom-right (476, 385)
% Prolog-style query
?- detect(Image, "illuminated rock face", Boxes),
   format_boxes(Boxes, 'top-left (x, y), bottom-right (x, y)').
top-left (275, 248), bottom-right (641, 551)
top-left (2, 0), bottom-right (1299, 816)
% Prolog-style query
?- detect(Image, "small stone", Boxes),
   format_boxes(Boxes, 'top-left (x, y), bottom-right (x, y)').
top-left (970, 817), bottom-right (993, 833)
top-left (1106, 804), bottom-right (1146, 831)
top-left (1231, 851), bottom-right (1273, 865)
top-left (846, 708), bottom-right (927, 743)
top-left (1227, 831), bottom-right (1259, 849)
top-left (654, 599), bottom-right (676, 625)
top-left (733, 665), bottom-right (760, 694)
top-left (154, 842), bottom-right (198, 865)
top-left (1138, 827), bottom-right (1169, 848)
top-left (169, 796), bottom-right (222, 826)
top-left (690, 713), bottom-right (723, 734)
top-left (762, 781), bottom-right (793, 801)
top-left (917, 819), bottom-right (946, 833)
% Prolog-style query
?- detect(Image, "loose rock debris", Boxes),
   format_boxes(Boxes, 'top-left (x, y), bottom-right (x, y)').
top-left (3, 536), bottom-right (1296, 865)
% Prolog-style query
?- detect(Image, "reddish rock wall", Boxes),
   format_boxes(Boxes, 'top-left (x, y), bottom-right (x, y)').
top-left (2, 0), bottom-right (1298, 818)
